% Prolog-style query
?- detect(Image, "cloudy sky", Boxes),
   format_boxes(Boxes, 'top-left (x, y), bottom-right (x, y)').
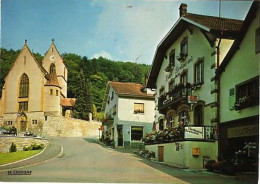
top-left (1, 0), bottom-right (252, 64)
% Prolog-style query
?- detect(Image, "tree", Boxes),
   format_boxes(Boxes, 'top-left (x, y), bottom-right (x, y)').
top-left (73, 69), bottom-right (93, 120)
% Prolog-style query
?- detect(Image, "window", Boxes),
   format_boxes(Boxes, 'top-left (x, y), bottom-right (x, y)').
top-left (256, 27), bottom-right (260, 53)
top-left (56, 90), bottom-right (58, 96)
top-left (7, 121), bottom-right (13, 125)
top-left (19, 73), bottom-right (29, 98)
top-left (50, 89), bottom-right (53, 95)
top-left (159, 119), bottom-right (164, 131)
top-left (19, 101), bottom-right (28, 111)
top-left (32, 120), bottom-right (38, 125)
top-left (45, 116), bottom-right (48, 121)
top-left (194, 60), bottom-right (204, 84)
top-left (111, 92), bottom-right (114, 100)
top-left (169, 80), bottom-right (175, 91)
top-left (194, 105), bottom-right (203, 126)
top-left (131, 126), bottom-right (143, 141)
top-left (181, 37), bottom-right (188, 56)
top-left (134, 103), bottom-right (144, 114)
top-left (169, 115), bottom-right (175, 128)
top-left (235, 77), bottom-right (259, 109)
top-left (50, 63), bottom-right (56, 74)
top-left (179, 110), bottom-right (190, 125)
top-left (159, 86), bottom-right (165, 95)
top-left (169, 50), bottom-right (175, 68)
top-left (180, 71), bottom-right (188, 85)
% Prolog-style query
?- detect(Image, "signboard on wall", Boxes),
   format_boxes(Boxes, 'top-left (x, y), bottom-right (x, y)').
top-left (228, 124), bottom-right (258, 138)
top-left (185, 126), bottom-right (204, 139)
top-left (188, 96), bottom-right (198, 103)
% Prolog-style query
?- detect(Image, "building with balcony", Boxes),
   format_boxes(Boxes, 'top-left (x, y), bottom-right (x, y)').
top-left (145, 3), bottom-right (243, 169)
top-left (217, 1), bottom-right (259, 172)
top-left (102, 81), bottom-right (155, 148)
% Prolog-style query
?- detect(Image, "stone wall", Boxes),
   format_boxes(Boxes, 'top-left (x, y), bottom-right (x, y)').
top-left (0, 136), bottom-right (49, 153)
top-left (42, 116), bottom-right (101, 137)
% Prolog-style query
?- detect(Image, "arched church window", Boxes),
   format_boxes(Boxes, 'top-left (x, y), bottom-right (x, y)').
top-left (50, 63), bottom-right (56, 74)
top-left (19, 73), bottom-right (29, 98)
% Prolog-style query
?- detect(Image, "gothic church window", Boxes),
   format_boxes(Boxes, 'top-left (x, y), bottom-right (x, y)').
top-left (19, 73), bottom-right (29, 98)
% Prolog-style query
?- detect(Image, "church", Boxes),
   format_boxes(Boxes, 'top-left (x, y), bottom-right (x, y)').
top-left (0, 39), bottom-right (75, 135)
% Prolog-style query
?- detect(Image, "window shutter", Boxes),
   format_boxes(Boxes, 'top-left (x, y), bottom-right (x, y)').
top-left (229, 88), bottom-right (235, 110)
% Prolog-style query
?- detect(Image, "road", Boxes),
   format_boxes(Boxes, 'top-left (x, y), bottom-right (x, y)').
top-left (0, 137), bottom-right (257, 183)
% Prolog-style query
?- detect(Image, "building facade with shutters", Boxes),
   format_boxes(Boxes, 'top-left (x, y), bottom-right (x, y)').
top-left (0, 40), bottom-right (75, 135)
top-left (102, 81), bottom-right (155, 148)
top-left (145, 3), bottom-right (243, 169)
top-left (217, 1), bottom-right (259, 172)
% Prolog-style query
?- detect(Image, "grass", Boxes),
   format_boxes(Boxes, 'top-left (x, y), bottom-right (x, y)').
top-left (0, 149), bottom-right (42, 165)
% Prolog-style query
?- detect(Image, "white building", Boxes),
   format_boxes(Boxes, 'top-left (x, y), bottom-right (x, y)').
top-left (217, 1), bottom-right (259, 171)
top-left (102, 81), bottom-right (155, 148)
top-left (145, 4), bottom-right (243, 169)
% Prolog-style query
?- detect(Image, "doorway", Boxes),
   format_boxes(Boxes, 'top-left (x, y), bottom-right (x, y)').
top-left (158, 146), bottom-right (164, 162)
top-left (117, 125), bottom-right (123, 146)
top-left (18, 114), bottom-right (27, 132)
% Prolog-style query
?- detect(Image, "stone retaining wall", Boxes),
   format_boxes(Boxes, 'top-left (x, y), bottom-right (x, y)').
top-left (0, 136), bottom-right (49, 153)
top-left (42, 116), bottom-right (101, 137)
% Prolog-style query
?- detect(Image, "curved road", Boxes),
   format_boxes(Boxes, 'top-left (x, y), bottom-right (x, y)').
top-left (0, 137), bottom-right (256, 183)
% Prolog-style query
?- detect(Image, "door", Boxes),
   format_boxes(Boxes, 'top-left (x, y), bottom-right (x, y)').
top-left (117, 125), bottom-right (123, 146)
top-left (158, 146), bottom-right (164, 162)
top-left (20, 120), bottom-right (27, 132)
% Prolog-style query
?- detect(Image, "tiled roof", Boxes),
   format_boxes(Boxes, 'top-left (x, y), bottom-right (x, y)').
top-left (184, 13), bottom-right (243, 32)
top-left (60, 98), bottom-right (76, 107)
top-left (109, 81), bottom-right (154, 99)
top-left (45, 70), bottom-right (61, 88)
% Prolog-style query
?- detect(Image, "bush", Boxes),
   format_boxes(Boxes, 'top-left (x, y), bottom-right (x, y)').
top-left (9, 142), bottom-right (17, 152)
top-left (23, 143), bottom-right (44, 151)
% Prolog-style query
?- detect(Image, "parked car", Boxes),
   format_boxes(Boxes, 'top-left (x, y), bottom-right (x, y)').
top-left (0, 128), bottom-right (7, 135)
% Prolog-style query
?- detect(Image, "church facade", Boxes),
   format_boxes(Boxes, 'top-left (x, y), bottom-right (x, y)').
top-left (0, 40), bottom-right (75, 135)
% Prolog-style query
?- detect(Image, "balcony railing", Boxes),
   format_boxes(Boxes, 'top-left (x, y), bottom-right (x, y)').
top-left (158, 84), bottom-right (190, 113)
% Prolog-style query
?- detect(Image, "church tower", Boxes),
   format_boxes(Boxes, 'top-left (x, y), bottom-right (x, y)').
top-left (42, 39), bottom-right (68, 98)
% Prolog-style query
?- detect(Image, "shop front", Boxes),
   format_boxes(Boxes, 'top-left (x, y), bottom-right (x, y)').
top-left (219, 116), bottom-right (259, 172)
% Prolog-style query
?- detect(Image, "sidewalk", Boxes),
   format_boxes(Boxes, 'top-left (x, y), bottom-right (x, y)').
top-left (0, 142), bottom-right (62, 171)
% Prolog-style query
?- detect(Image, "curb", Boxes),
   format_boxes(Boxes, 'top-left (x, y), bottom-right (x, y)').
top-left (0, 144), bottom-right (63, 172)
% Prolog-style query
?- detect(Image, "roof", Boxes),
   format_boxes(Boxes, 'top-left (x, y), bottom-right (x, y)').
top-left (108, 81), bottom-right (154, 99)
top-left (45, 69), bottom-right (61, 88)
top-left (218, 1), bottom-right (259, 74)
top-left (146, 10), bottom-right (243, 88)
top-left (184, 13), bottom-right (243, 33)
top-left (60, 98), bottom-right (76, 107)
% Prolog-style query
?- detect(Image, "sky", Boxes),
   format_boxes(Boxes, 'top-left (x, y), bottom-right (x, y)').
top-left (1, 0), bottom-right (253, 65)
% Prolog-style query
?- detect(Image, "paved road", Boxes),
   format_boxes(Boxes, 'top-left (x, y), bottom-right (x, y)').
top-left (0, 137), bottom-right (258, 183)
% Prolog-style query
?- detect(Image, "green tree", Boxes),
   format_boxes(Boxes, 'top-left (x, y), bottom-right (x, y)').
top-left (73, 69), bottom-right (93, 120)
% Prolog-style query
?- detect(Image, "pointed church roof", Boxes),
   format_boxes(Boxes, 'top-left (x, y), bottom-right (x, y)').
top-left (45, 69), bottom-right (61, 88)
top-left (4, 40), bottom-right (49, 81)
top-left (43, 39), bottom-right (66, 66)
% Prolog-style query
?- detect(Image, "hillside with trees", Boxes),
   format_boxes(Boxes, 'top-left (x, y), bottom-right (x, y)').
top-left (0, 48), bottom-right (151, 115)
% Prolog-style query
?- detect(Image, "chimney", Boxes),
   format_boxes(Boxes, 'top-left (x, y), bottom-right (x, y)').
top-left (179, 3), bottom-right (187, 17)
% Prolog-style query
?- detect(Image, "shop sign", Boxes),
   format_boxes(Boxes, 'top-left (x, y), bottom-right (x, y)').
top-left (184, 126), bottom-right (204, 139)
top-left (228, 124), bottom-right (258, 138)
top-left (192, 147), bottom-right (200, 156)
top-left (188, 95), bottom-right (198, 103)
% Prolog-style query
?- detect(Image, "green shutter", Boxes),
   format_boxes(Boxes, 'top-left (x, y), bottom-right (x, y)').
top-left (229, 88), bottom-right (235, 110)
